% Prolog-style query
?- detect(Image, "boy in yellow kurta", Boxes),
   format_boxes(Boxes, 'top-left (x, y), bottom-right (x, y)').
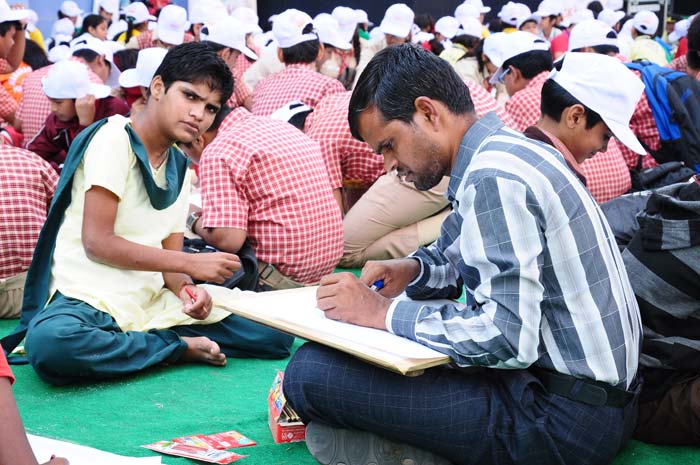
top-left (7, 43), bottom-right (293, 385)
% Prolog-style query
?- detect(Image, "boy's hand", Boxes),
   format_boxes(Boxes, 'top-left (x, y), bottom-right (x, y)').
top-left (179, 284), bottom-right (212, 320)
top-left (42, 458), bottom-right (69, 465)
top-left (186, 252), bottom-right (241, 283)
top-left (76, 94), bottom-right (97, 127)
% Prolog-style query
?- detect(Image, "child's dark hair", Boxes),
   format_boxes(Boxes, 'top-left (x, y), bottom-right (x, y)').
top-left (415, 13), bottom-right (434, 32)
top-left (83, 14), bottom-right (106, 34)
top-left (151, 42), bottom-right (233, 104)
top-left (452, 34), bottom-right (481, 60)
top-left (0, 20), bottom-right (20, 37)
top-left (501, 49), bottom-right (553, 79)
top-left (587, 1), bottom-right (604, 19)
top-left (114, 49), bottom-right (139, 72)
top-left (281, 23), bottom-right (320, 64)
top-left (72, 48), bottom-right (100, 63)
top-left (24, 39), bottom-right (50, 70)
top-left (540, 79), bottom-right (603, 129)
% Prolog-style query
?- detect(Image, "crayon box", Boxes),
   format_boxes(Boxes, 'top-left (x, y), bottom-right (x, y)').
top-left (268, 371), bottom-right (306, 444)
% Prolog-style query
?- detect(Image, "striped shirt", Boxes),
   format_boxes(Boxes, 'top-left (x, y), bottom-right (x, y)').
top-left (386, 113), bottom-right (642, 389)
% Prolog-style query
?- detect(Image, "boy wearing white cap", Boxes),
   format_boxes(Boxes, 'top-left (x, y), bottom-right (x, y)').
top-left (352, 3), bottom-right (414, 88)
top-left (201, 16), bottom-right (257, 110)
top-left (27, 59), bottom-right (129, 172)
top-left (670, 15), bottom-right (700, 80)
top-left (126, 4), bottom-right (194, 50)
top-left (0, 0), bottom-right (29, 128)
top-left (118, 47), bottom-right (168, 114)
top-left (628, 10), bottom-right (669, 65)
top-left (251, 9), bottom-right (345, 122)
top-left (58, 1), bottom-right (82, 26)
top-left (7, 43), bottom-right (294, 385)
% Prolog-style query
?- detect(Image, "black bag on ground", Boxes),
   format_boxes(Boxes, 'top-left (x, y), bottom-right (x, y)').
top-left (183, 238), bottom-right (259, 291)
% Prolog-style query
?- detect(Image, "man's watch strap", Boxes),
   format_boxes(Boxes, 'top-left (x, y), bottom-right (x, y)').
top-left (186, 211), bottom-right (202, 232)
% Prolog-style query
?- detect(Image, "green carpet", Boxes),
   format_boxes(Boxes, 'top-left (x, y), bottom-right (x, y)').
top-left (2, 312), bottom-right (698, 464)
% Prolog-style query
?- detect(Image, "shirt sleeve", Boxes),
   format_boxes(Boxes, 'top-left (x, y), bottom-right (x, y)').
top-left (0, 350), bottom-right (15, 384)
top-left (0, 84), bottom-right (18, 119)
top-left (82, 120), bottom-right (131, 199)
top-left (390, 175), bottom-right (545, 369)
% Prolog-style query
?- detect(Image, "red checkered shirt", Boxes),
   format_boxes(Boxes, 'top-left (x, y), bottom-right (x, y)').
top-left (17, 60), bottom-right (103, 146)
top-left (200, 107), bottom-right (343, 284)
top-left (306, 91), bottom-right (384, 189)
top-left (234, 52), bottom-right (255, 78)
top-left (228, 65), bottom-right (251, 109)
top-left (669, 55), bottom-right (700, 81)
top-left (135, 30), bottom-right (195, 49)
top-left (464, 79), bottom-right (516, 128)
top-left (508, 71), bottom-right (632, 201)
top-left (0, 145), bottom-right (58, 278)
top-left (619, 69), bottom-right (660, 170)
top-left (251, 62), bottom-right (346, 119)
top-left (0, 59), bottom-right (18, 120)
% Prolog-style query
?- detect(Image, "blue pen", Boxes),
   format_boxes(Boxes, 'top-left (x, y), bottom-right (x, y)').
top-left (369, 279), bottom-right (384, 292)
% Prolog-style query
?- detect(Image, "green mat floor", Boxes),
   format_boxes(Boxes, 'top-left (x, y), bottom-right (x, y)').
top-left (3, 318), bottom-right (699, 465)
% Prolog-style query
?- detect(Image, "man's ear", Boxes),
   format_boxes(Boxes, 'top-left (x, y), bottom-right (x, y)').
top-left (414, 96), bottom-right (440, 128)
top-left (150, 75), bottom-right (165, 100)
top-left (564, 104), bottom-right (587, 129)
top-left (509, 66), bottom-right (523, 82)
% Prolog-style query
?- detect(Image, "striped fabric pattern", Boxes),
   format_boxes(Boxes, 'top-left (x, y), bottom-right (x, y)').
top-left (386, 113), bottom-right (642, 389)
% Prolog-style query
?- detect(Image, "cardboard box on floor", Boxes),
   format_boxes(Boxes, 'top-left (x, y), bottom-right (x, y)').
top-left (268, 371), bottom-right (306, 444)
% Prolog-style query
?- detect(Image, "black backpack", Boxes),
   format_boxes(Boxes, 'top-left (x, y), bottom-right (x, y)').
top-left (625, 61), bottom-right (700, 173)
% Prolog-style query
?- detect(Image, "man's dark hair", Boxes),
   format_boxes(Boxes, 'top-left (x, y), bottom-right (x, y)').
top-left (501, 49), bottom-right (553, 79)
top-left (82, 14), bottom-right (106, 34)
top-left (0, 20), bottom-right (20, 37)
top-left (687, 15), bottom-right (700, 70)
top-left (24, 39), bottom-right (50, 70)
top-left (280, 24), bottom-right (320, 64)
top-left (587, 1), bottom-right (604, 19)
top-left (152, 41), bottom-right (233, 104)
top-left (540, 79), bottom-right (603, 129)
top-left (349, 44), bottom-right (474, 141)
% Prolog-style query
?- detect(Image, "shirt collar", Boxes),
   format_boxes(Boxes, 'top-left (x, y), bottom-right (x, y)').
top-left (284, 62), bottom-right (317, 72)
top-left (448, 111), bottom-right (504, 200)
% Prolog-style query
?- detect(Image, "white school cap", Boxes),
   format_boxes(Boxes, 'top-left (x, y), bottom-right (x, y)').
top-left (561, 9), bottom-right (594, 28)
top-left (568, 19), bottom-right (618, 51)
top-left (123, 2), bottom-right (155, 25)
top-left (379, 4), bottom-right (414, 39)
top-left (107, 18), bottom-right (127, 39)
top-left (52, 17), bottom-right (75, 38)
top-left (25, 9), bottom-right (37, 32)
top-left (517, 13), bottom-right (540, 30)
top-left (490, 31), bottom-right (550, 83)
top-left (190, 0), bottom-right (228, 26)
top-left (549, 52), bottom-right (645, 154)
top-left (231, 7), bottom-right (263, 34)
top-left (98, 0), bottom-right (119, 14)
top-left (59, 0), bottom-right (82, 18)
top-left (315, 14), bottom-right (352, 50)
top-left (48, 44), bottom-right (71, 63)
top-left (157, 4), bottom-right (190, 46)
top-left (455, 3), bottom-right (480, 26)
top-left (633, 10), bottom-right (659, 36)
top-left (460, 17), bottom-right (484, 39)
top-left (498, 2), bottom-right (531, 27)
top-left (0, 0), bottom-right (28, 23)
top-left (202, 16), bottom-right (258, 59)
top-left (463, 0), bottom-right (491, 14)
top-left (435, 16), bottom-right (461, 39)
top-left (332, 6), bottom-right (358, 43)
top-left (606, 0), bottom-right (624, 11)
top-left (273, 9), bottom-right (316, 48)
top-left (119, 47), bottom-right (168, 88)
top-left (43, 60), bottom-right (111, 99)
top-left (598, 8), bottom-right (625, 28)
top-left (533, 0), bottom-right (562, 17)
top-left (668, 18), bottom-right (690, 43)
top-left (482, 31), bottom-right (509, 67)
top-left (71, 35), bottom-right (121, 88)
top-left (355, 9), bottom-right (373, 26)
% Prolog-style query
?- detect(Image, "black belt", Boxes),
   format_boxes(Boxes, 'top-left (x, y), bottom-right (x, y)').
top-left (530, 368), bottom-right (636, 408)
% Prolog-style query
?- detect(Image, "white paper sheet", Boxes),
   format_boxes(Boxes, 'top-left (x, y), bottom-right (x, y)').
top-left (28, 435), bottom-right (164, 465)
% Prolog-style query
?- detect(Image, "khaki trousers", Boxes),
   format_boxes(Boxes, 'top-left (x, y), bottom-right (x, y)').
top-left (340, 172), bottom-right (451, 268)
top-left (0, 271), bottom-right (27, 319)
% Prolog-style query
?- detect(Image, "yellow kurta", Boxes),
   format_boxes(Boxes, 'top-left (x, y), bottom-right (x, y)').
top-left (50, 115), bottom-right (231, 332)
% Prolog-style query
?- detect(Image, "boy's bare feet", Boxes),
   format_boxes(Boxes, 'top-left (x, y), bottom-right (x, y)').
top-left (180, 336), bottom-right (227, 366)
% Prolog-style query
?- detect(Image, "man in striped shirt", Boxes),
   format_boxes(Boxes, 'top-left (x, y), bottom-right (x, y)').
top-left (283, 45), bottom-right (642, 465)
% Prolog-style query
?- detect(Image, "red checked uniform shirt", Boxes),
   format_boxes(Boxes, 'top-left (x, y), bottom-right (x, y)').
top-left (0, 145), bottom-right (58, 279)
top-left (134, 30), bottom-right (195, 49)
top-left (199, 107), bottom-right (343, 284)
top-left (619, 69), bottom-right (660, 170)
top-left (506, 71), bottom-right (631, 202)
top-left (228, 65), bottom-right (251, 109)
top-left (17, 60), bottom-right (103, 146)
top-left (464, 79), bottom-right (516, 128)
top-left (251, 62), bottom-right (345, 121)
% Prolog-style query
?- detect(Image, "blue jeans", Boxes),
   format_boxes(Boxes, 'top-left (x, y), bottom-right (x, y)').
top-left (283, 343), bottom-right (638, 465)
top-left (25, 292), bottom-right (294, 385)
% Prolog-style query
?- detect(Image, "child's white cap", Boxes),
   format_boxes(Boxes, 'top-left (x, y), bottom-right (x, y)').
top-left (59, 0), bottom-right (82, 17)
top-left (549, 52), bottom-right (645, 154)
top-left (123, 2), bottom-right (155, 25)
top-left (331, 6), bottom-right (358, 43)
top-left (533, 0), bottom-right (562, 17)
top-left (568, 19), bottom-right (618, 51)
top-left (668, 18), bottom-right (690, 43)
top-left (435, 16), bottom-right (461, 39)
top-left (118, 47), bottom-right (168, 88)
top-left (598, 8), bottom-right (625, 28)
top-left (632, 10), bottom-right (659, 36)
top-left (490, 31), bottom-right (550, 83)
top-left (315, 15), bottom-right (352, 50)
top-left (231, 7), bottom-right (263, 34)
top-left (272, 8), bottom-right (316, 48)
top-left (42, 60), bottom-right (111, 99)
top-left (71, 35), bottom-right (121, 88)
top-left (157, 4), bottom-right (190, 46)
top-left (52, 17), bottom-right (75, 38)
top-left (460, 16), bottom-right (484, 39)
top-left (561, 9), bottom-right (594, 28)
top-left (379, 3), bottom-right (414, 39)
top-left (463, 0), bottom-right (491, 14)
top-left (498, 2), bottom-right (531, 27)
top-left (355, 9), bottom-right (373, 26)
top-left (201, 16), bottom-right (259, 59)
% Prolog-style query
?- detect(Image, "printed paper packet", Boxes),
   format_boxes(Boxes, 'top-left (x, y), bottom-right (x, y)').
top-left (142, 441), bottom-right (246, 464)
